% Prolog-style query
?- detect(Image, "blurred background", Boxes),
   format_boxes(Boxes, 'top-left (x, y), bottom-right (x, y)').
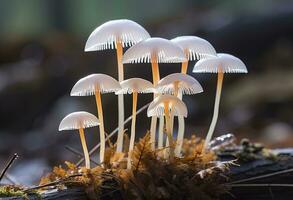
top-left (0, 0), bottom-right (292, 185)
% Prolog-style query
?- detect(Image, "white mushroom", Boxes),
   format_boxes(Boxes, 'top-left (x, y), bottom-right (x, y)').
top-left (85, 19), bottom-right (150, 153)
top-left (193, 53), bottom-right (247, 149)
top-left (59, 111), bottom-right (100, 169)
top-left (123, 37), bottom-right (187, 149)
top-left (71, 74), bottom-right (121, 163)
top-left (171, 36), bottom-right (217, 74)
top-left (156, 73), bottom-right (203, 156)
top-left (156, 73), bottom-right (203, 96)
top-left (147, 95), bottom-right (187, 161)
top-left (116, 78), bottom-right (154, 169)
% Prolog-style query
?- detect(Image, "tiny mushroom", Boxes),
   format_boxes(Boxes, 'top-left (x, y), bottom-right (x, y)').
top-left (123, 37), bottom-right (187, 149)
top-left (59, 111), bottom-right (100, 169)
top-left (171, 36), bottom-right (217, 74)
top-left (156, 73), bottom-right (203, 156)
top-left (116, 78), bottom-right (154, 169)
top-left (71, 74), bottom-right (121, 163)
top-left (147, 95), bottom-right (188, 161)
top-left (85, 19), bottom-right (151, 153)
top-left (193, 53), bottom-right (247, 150)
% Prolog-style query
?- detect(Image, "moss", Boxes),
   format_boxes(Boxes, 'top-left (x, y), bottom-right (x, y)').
top-left (0, 185), bottom-right (42, 200)
top-left (0, 185), bottom-right (28, 199)
top-left (38, 133), bottom-right (232, 200)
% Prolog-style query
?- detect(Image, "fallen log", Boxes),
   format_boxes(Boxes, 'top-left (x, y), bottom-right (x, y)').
top-left (2, 148), bottom-right (293, 200)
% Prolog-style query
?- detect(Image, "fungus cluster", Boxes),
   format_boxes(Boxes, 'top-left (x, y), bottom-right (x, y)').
top-left (58, 19), bottom-right (248, 169)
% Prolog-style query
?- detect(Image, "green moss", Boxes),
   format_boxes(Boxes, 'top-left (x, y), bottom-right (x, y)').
top-left (0, 185), bottom-right (41, 200)
top-left (0, 185), bottom-right (28, 199)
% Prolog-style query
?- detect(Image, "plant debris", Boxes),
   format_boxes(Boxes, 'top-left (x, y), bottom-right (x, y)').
top-left (33, 133), bottom-right (235, 200)
top-left (218, 138), bottom-right (276, 162)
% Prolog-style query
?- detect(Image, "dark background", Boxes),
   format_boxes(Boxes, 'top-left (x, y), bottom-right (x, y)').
top-left (0, 0), bottom-right (292, 185)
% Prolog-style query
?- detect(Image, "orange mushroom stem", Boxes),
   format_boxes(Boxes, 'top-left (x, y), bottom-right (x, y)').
top-left (79, 128), bottom-right (90, 169)
top-left (164, 102), bottom-right (174, 161)
top-left (115, 40), bottom-right (125, 153)
top-left (95, 89), bottom-right (106, 164)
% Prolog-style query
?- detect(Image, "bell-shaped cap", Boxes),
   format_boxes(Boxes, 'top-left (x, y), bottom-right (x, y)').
top-left (193, 53), bottom-right (248, 73)
top-left (116, 78), bottom-right (154, 94)
top-left (147, 95), bottom-right (188, 117)
top-left (85, 19), bottom-right (150, 51)
top-left (171, 36), bottom-right (217, 60)
top-left (156, 73), bottom-right (203, 95)
top-left (122, 37), bottom-right (187, 64)
top-left (59, 111), bottom-right (100, 131)
top-left (71, 74), bottom-right (121, 96)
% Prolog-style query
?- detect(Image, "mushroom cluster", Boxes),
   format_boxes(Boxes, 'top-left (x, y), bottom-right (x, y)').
top-left (58, 19), bottom-right (248, 169)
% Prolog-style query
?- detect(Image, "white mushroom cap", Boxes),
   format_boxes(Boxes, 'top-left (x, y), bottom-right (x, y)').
top-left (147, 95), bottom-right (188, 117)
top-left (71, 74), bottom-right (121, 96)
top-left (116, 78), bottom-right (154, 94)
top-left (59, 111), bottom-right (100, 131)
top-left (156, 73), bottom-right (203, 95)
top-left (193, 53), bottom-right (248, 73)
top-left (122, 37), bottom-right (187, 64)
top-left (85, 19), bottom-right (150, 51)
top-left (171, 36), bottom-right (217, 60)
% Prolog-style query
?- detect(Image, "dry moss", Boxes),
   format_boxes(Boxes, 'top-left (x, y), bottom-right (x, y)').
top-left (37, 132), bottom-right (236, 200)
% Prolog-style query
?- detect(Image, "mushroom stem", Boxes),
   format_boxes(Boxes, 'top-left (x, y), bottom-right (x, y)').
top-left (169, 81), bottom-right (179, 144)
top-left (150, 117), bottom-right (157, 150)
top-left (181, 50), bottom-right (189, 74)
top-left (158, 115), bottom-right (164, 148)
top-left (181, 61), bottom-right (188, 74)
top-left (164, 102), bottom-right (174, 161)
top-left (78, 128), bottom-right (90, 169)
top-left (116, 40), bottom-right (125, 152)
top-left (204, 71), bottom-right (224, 149)
top-left (175, 116), bottom-right (185, 156)
top-left (151, 62), bottom-right (160, 85)
top-left (127, 91), bottom-right (138, 169)
top-left (150, 55), bottom-right (160, 150)
top-left (95, 91), bottom-right (106, 164)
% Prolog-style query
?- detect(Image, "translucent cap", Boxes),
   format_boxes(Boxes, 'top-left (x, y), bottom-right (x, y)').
top-left (85, 19), bottom-right (150, 51)
top-left (59, 111), bottom-right (100, 131)
top-left (193, 53), bottom-right (248, 73)
top-left (71, 74), bottom-right (121, 96)
top-left (147, 95), bottom-right (188, 117)
top-left (171, 36), bottom-right (217, 60)
top-left (116, 78), bottom-right (154, 94)
top-left (122, 37), bottom-right (187, 64)
top-left (156, 73), bottom-right (203, 95)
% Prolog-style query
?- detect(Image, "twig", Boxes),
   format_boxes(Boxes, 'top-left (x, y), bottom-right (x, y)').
top-left (24, 174), bottom-right (82, 191)
top-left (65, 146), bottom-right (99, 165)
top-left (0, 153), bottom-right (19, 182)
top-left (228, 183), bottom-right (293, 187)
top-left (76, 102), bottom-right (150, 166)
top-left (227, 167), bottom-right (293, 184)
top-left (4, 174), bottom-right (19, 185)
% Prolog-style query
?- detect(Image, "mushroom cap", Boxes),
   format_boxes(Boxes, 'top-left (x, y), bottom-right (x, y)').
top-left (85, 19), bottom-right (150, 51)
top-left (71, 74), bottom-right (121, 96)
top-left (59, 111), bottom-right (100, 131)
top-left (171, 36), bottom-right (217, 60)
top-left (122, 37), bottom-right (187, 64)
top-left (193, 53), bottom-right (248, 73)
top-left (156, 73), bottom-right (203, 95)
top-left (147, 95), bottom-right (188, 117)
top-left (116, 78), bottom-right (154, 94)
